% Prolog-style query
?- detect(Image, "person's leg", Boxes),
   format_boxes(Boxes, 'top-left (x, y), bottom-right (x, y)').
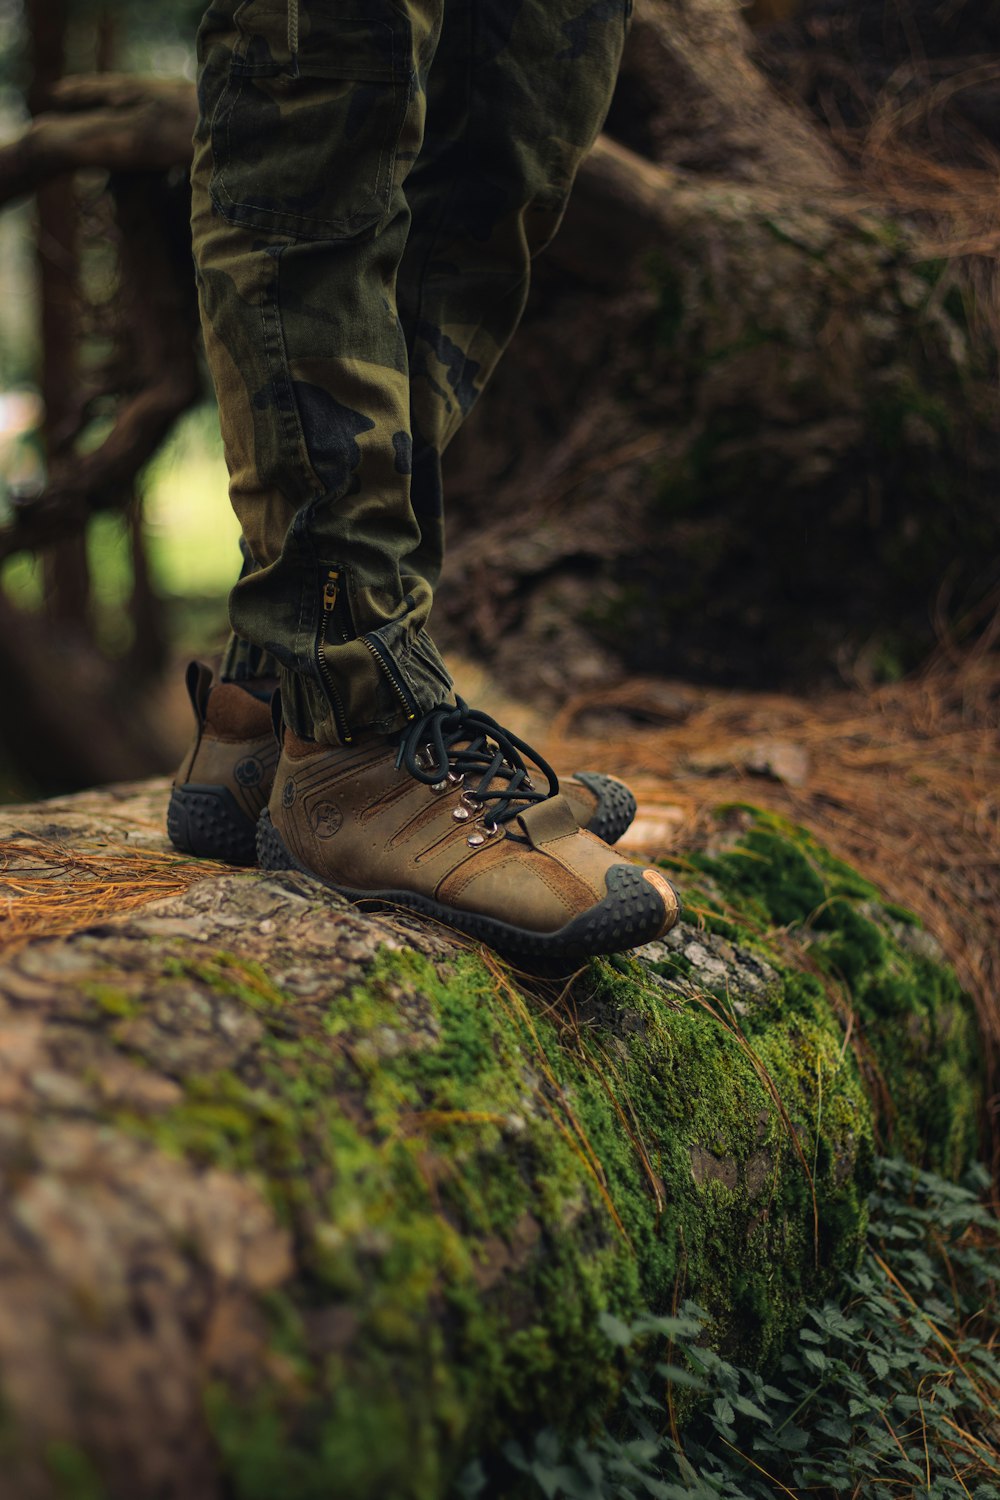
top-left (219, 540), bottom-right (280, 686)
top-left (191, 0), bottom-right (450, 747)
top-left (193, 0), bottom-right (629, 741)
top-left (396, 0), bottom-right (631, 592)
top-left (186, 0), bottom-right (676, 956)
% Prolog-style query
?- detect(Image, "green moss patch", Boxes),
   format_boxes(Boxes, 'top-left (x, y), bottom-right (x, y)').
top-left (661, 807), bottom-right (982, 1176)
top-left (93, 809), bottom-right (983, 1498)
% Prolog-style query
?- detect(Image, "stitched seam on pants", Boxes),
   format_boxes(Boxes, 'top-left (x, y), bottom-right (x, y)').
top-left (258, 251), bottom-right (328, 685)
top-left (214, 18), bottom-right (410, 236)
top-left (215, 74), bottom-right (379, 235)
top-left (259, 250), bottom-right (324, 507)
top-left (406, 4), bottom-right (472, 375)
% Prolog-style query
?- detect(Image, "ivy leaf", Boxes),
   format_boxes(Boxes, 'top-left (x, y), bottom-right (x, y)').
top-left (531, 1463), bottom-right (576, 1499)
top-left (713, 1397), bottom-right (736, 1430)
top-left (536, 1431), bottom-right (563, 1467)
top-left (816, 1417), bottom-right (852, 1443)
top-left (732, 1395), bottom-right (770, 1423)
top-left (617, 1440), bottom-right (659, 1466)
top-left (638, 1313), bottom-right (705, 1341)
top-left (454, 1459), bottom-right (487, 1499)
top-left (598, 1311), bottom-right (635, 1349)
top-left (655, 1363), bottom-right (707, 1391)
top-left (772, 1423), bottom-right (810, 1452)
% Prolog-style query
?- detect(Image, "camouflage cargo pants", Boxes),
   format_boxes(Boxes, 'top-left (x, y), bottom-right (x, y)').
top-left (191, 0), bottom-right (629, 743)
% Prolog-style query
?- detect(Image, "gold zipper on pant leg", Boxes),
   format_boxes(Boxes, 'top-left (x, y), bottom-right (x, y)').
top-left (322, 569), bottom-right (341, 617)
top-left (362, 633), bottom-right (417, 722)
top-left (317, 569), bottom-right (352, 744)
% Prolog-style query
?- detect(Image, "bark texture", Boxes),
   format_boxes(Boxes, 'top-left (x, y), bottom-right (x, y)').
top-left (0, 782), bottom-right (981, 1499)
top-left (434, 0), bottom-right (999, 692)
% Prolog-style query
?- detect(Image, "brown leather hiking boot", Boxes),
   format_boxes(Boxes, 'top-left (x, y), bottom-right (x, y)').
top-left (257, 700), bottom-right (679, 962)
top-left (167, 662), bottom-right (279, 864)
top-left (167, 664), bottom-right (637, 866)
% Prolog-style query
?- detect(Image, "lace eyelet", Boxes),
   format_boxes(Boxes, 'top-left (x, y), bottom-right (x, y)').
top-left (467, 817), bottom-right (502, 847)
top-left (452, 805), bottom-right (472, 822)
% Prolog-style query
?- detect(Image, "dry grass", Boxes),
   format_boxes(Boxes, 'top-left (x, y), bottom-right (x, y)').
top-left (844, 48), bottom-right (1000, 346)
top-left (766, 9), bottom-right (1000, 346)
top-left (0, 837), bottom-right (222, 954)
top-left (546, 632), bottom-right (1000, 1158)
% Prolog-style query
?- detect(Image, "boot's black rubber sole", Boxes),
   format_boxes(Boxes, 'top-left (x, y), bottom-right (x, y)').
top-left (166, 784), bottom-right (257, 866)
top-left (573, 772), bottom-right (638, 847)
top-left (256, 811), bottom-right (679, 962)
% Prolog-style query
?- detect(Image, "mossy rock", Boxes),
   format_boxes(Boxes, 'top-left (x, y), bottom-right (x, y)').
top-left (0, 795), bottom-right (982, 1500)
top-left (665, 806), bottom-right (982, 1177)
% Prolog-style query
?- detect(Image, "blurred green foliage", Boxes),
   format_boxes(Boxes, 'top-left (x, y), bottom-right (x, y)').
top-left (0, 0), bottom-right (240, 673)
top-left (0, 0), bottom-right (205, 95)
top-left (1, 405), bottom-right (240, 656)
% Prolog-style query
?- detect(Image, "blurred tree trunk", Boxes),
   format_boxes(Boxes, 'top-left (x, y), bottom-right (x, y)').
top-left (0, 591), bottom-right (169, 790)
top-left (93, 4), bottom-right (170, 683)
top-left (28, 0), bottom-right (92, 638)
top-left (127, 507), bottom-right (169, 681)
top-left (0, 20), bottom-right (194, 793)
top-left (434, 0), bottom-right (999, 696)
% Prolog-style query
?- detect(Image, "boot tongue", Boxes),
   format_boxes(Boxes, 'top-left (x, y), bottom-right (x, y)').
top-left (515, 795), bottom-right (579, 849)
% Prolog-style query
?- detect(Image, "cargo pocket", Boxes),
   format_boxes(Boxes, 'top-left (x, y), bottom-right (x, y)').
top-left (210, 0), bottom-right (412, 240)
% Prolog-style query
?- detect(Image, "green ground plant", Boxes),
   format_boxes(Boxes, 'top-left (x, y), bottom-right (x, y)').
top-left (494, 1157), bottom-right (1000, 1500)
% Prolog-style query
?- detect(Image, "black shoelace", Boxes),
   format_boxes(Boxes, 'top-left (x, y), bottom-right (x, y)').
top-left (396, 697), bottom-right (558, 828)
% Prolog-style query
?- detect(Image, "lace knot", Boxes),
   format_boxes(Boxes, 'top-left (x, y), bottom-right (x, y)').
top-left (397, 698), bottom-right (558, 828)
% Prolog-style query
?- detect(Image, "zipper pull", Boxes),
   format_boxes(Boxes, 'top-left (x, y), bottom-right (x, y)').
top-left (322, 569), bottom-right (340, 612)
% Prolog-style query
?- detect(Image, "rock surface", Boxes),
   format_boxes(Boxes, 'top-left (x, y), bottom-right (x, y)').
top-left (0, 784), bottom-right (982, 1500)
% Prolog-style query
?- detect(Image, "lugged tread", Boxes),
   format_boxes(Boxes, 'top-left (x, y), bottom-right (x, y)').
top-left (575, 771), bottom-right (638, 846)
top-left (166, 785), bottom-right (258, 866)
top-left (256, 811), bottom-right (679, 962)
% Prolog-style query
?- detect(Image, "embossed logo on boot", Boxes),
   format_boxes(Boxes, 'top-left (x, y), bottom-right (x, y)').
top-left (282, 779), bottom-right (296, 808)
top-left (234, 756), bottom-right (263, 787)
top-left (310, 801), bottom-right (342, 839)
